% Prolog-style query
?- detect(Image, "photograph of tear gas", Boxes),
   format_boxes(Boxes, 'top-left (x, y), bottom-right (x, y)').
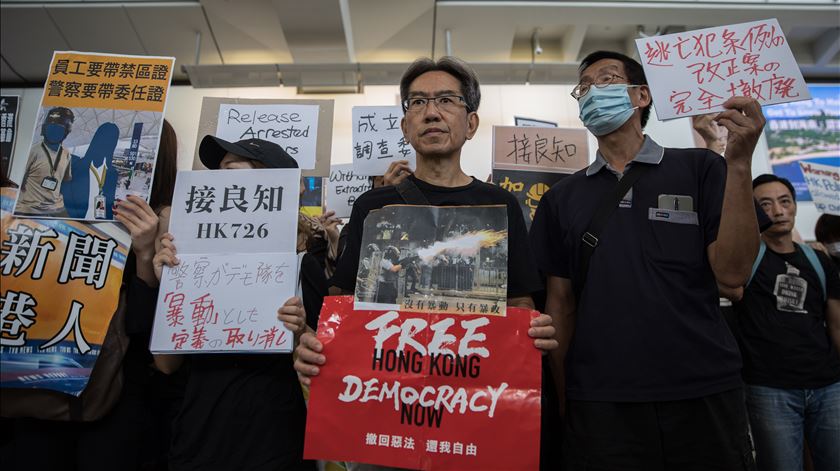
top-left (14, 106), bottom-right (163, 221)
top-left (354, 204), bottom-right (509, 315)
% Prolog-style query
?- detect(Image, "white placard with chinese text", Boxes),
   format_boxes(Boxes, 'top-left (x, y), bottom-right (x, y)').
top-left (326, 164), bottom-right (372, 218)
top-left (800, 162), bottom-right (840, 216)
top-left (215, 103), bottom-right (320, 169)
top-left (168, 169), bottom-right (300, 254)
top-left (352, 106), bottom-right (415, 176)
top-left (149, 252), bottom-right (297, 353)
top-left (636, 18), bottom-right (810, 120)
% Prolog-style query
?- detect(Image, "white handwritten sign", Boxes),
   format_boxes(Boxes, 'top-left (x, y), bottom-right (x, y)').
top-left (215, 103), bottom-right (320, 169)
top-left (636, 18), bottom-right (810, 120)
top-left (327, 164), bottom-right (372, 218)
top-left (492, 126), bottom-right (589, 173)
top-left (800, 162), bottom-right (840, 216)
top-left (149, 252), bottom-right (298, 353)
top-left (168, 169), bottom-right (300, 254)
top-left (352, 106), bottom-right (415, 176)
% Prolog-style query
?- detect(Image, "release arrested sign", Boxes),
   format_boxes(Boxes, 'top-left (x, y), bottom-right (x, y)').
top-left (352, 106), bottom-right (416, 176)
top-left (327, 163), bottom-right (372, 219)
top-left (304, 296), bottom-right (541, 470)
top-left (636, 18), bottom-right (810, 120)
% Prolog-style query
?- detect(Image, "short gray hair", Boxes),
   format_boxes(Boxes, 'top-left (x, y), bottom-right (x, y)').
top-left (399, 56), bottom-right (481, 113)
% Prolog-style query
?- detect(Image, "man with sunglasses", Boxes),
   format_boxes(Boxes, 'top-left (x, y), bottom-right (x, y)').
top-left (530, 50), bottom-right (765, 469)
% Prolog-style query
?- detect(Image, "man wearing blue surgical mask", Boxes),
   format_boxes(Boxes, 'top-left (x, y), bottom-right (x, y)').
top-left (16, 107), bottom-right (76, 217)
top-left (531, 50), bottom-right (766, 469)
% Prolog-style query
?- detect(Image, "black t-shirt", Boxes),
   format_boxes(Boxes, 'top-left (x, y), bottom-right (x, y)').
top-left (734, 245), bottom-right (840, 389)
top-left (169, 253), bottom-right (324, 471)
top-left (330, 175), bottom-right (542, 298)
top-left (530, 145), bottom-right (743, 402)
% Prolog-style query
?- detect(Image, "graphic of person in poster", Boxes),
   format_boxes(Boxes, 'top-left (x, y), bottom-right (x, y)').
top-left (15, 107), bottom-right (76, 217)
top-left (61, 122), bottom-right (119, 220)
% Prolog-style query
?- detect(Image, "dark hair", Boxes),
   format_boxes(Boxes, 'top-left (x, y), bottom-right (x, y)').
top-left (752, 173), bottom-right (796, 202)
top-left (814, 214), bottom-right (840, 243)
top-left (149, 119), bottom-right (178, 210)
top-left (578, 50), bottom-right (651, 128)
top-left (400, 56), bottom-right (481, 113)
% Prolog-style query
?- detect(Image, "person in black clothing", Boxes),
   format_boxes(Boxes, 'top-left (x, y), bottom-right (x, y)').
top-left (530, 50), bottom-right (765, 470)
top-left (815, 214), bottom-right (840, 270)
top-left (152, 137), bottom-right (325, 471)
top-left (728, 175), bottom-right (840, 471)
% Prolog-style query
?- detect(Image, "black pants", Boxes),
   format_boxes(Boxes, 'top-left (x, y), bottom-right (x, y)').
top-left (563, 388), bottom-right (756, 471)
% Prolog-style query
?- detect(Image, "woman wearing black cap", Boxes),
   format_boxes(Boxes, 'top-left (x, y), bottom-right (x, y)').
top-left (151, 136), bottom-right (325, 471)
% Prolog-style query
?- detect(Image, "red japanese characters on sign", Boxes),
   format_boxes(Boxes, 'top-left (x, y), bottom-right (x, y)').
top-left (635, 19), bottom-right (810, 120)
top-left (304, 296), bottom-right (541, 470)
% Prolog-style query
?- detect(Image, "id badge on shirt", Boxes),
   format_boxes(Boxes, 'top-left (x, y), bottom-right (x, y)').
top-left (41, 176), bottom-right (58, 191)
top-left (94, 194), bottom-right (106, 219)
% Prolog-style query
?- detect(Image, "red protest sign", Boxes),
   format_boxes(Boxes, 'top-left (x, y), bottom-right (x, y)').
top-left (304, 296), bottom-right (541, 470)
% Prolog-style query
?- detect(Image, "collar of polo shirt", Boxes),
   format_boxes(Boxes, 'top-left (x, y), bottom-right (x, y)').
top-left (586, 135), bottom-right (665, 177)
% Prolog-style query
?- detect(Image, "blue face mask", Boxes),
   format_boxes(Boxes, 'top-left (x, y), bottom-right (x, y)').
top-left (43, 123), bottom-right (67, 145)
top-left (578, 84), bottom-right (640, 136)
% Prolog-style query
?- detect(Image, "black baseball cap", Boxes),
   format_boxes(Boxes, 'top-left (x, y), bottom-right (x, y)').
top-left (199, 136), bottom-right (298, 170)
top-left (44, 107), bottom-right (74, 129)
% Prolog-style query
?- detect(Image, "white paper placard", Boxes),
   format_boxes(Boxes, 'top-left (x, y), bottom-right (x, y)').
top-left (352, 105), bottom-right (415, 176)
top-left (150, 252), bottom-right (298, 353)
top-left (635, 18), bottom-right (810, 120)
top-left (800, 162), bottom-right (840, 216)
top-left (168, 168), bottom-right (300, 254)
top-left (215, 103), bottom-right (320, 169)
top-left (326, 163), bottom-right (372, 218)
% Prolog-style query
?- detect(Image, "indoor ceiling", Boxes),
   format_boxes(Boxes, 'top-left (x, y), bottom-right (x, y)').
top-left (1, 0), bottom-right (838, 88)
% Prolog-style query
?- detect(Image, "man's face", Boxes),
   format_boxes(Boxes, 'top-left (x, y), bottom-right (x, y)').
top-left (42, 123), bottom-right (68, 145)
top-left (577, 58), bottom-right (650, 116)
top-left (219, 152), bottom-right (259, 170)
top-left (400, 71), bottom-right (479, 159)
top-left (755, 181), bottom-right (797, 236)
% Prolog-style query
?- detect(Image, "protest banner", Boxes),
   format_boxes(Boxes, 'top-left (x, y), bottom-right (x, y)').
top-left (492, 169), bottom-right (569, 230)
top-left (514, 116), bottom-right (557, 128)
top-left (1, 96), bottom-right (19, 177)
top-left (492, 126), bottom-right (588, 173)
top-left (150, 168), bottom-right (301, 353)
top-left (765, 84), bottom-right (840, 201)
top-left (194, 97), bottom-right (334, 177)
top-left (800, 162), bottom-right (840, 216)
top-left (304, 296), bottom-right (541, 470)
top-left (300, 176), bottom-right (324, 217)
top-left (352, 106), bottom-right (416, 176)
top-left (327, 163), bottom-right (372, 218)
top-left (636, 19), bottom-right (810, 120)
top-left (0, 187), bottom-right (131, 395)
top-left (13, 51), bottom-right (175, 221)
top-left (355, 206), bottom-right (508, 316)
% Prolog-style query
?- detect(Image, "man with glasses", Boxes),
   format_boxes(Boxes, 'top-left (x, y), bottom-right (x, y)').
top-left (530, 50), bottom-right (765, 469)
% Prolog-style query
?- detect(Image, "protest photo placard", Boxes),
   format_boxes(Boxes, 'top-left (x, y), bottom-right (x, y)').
top-left (300, 176), bottom-right (324, 217)
top-left (800, 162), bottom-right (840, 216)
top-left (354, 205), bottom-right (508, 316)
top-left (492, 169), bottom-right (569, 230)
top-left (0, 188), bottom-right (131, 395)
top-left (326, 163), bottom-right (372, 219)
top-left (194, 97), bottom-right (335, 176)
top-left (149, 168), bottom-right (301, 354)
top-left (636, 18), bottom-right (810, 120)
top-left (13, 51), bottom-right (175, 221)
top-left (352, 105), bottom-right (415, 176)
top-left (492, 126), bottom-right (588, 173)
top-left (765, 84), bottom-right (839, 201)
top-left (1, 96), bottom-right (20, 177)
top-left (304, 296), bottom-right (541, 470)
top-left (514, 116), bottom-right (557, 128)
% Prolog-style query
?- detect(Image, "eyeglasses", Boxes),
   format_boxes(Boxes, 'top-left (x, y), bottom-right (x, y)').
top-left (402, 95), bottom-right (467, 113)
top-left (571, 74), bottom-right (630, 100)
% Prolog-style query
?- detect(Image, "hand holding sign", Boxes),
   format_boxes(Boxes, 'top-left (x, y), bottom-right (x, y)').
top-left (714, 96), bottom-right (767, 167)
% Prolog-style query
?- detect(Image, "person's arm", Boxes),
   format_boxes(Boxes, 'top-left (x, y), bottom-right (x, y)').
top-left (692, 113), bottom-right (726, 155)
top-left (826, 299), bottom-right (840, 353)
top-left (509, 295), bottom-right (558, 353)
top-left (150, 232), bottom-right (183, 373)
top-left (382, 160), bottom-right (413, 187)
top-left (707, 97), bottom-right (765, 288)
top-left (114, 195), bottom-right (160, 286)
top-left (543, 276), bottom-right (576, 418)
top-left (718, 284), bottom-right (744, 302)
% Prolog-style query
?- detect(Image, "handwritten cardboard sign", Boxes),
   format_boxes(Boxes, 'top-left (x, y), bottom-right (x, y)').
top-left (800, 162), bottom-right (840, 216)
top-left (327, 163), bottom-right (372, 218)
top-left (167, 169), bottom-right (300, 255)
top-left (352, 106), bottom-right (416, 176)
top-left (636, 18), bottom-right (810, 120)
top-left (492, 126), bottom-right (588, 173)
top-left (304, 296), bottom-right (541, 470)
top-left (149, 252), bottom-right (298, 353)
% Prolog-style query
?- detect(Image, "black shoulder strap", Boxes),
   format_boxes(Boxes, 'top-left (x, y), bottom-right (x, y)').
top-left (576, 163), bottom-right (652, 294)
top-left (396, 178), bottom-right (430, 205)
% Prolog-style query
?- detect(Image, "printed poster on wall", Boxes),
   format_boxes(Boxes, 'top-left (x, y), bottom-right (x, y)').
top-left (635, 19), bottom-right (810, 120)
top-left (514, 116), bottom-right (557, 128)
top-left (492, 169), bottom-right (569, 230)
top-left (327, 163), bottom-right (372, 219)
top-left (800, 162), bottom-right (840, 216)
top-left (1, 96), bottom-right (20, 177)
top-left (304, 296), bottom-right (541, 470)
top-left (765, 84), bottom-right (840, 202)
top-left (13, 51), bottom-right (175, 221)
top-left (352, 106), bottom-right (416, 176)
top-left (0, 187), bottom-right (130, 396)
top-left (149, 168), bottom-right (301, 353)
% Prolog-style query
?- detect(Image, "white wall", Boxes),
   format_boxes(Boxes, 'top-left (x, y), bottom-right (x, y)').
top-left (2, 83), bottom-right (820, 239)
